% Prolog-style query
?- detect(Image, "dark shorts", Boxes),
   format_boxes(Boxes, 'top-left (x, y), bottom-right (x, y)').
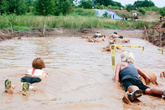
top-left (93, 35), bottom-right (99, 38)
top-left (21, 76), bottom-right (42, 84)
top-left (121, 78), bottom-right (149, 93)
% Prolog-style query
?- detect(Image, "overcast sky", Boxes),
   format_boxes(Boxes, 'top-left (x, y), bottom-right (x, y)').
top-left (114, 0), bottom-right (165, 8)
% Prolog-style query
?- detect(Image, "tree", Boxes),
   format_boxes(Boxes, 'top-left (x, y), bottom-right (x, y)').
top-left (35, 0), bottom-right (72, 16)
top-left (126, 4), bottom-right (134, 12)
top-left (138, 7), bottom-right (146, 15)
top-left (134, 0), bottom-right (155, 8)
top-left (35, 0), bottom-right (55, 15)
top-left (25, 0), bottom-right (35, 13)
top-left (159, 7), bottom-right (165, 16)
top-left (0, 0), bottom-right (27, 15)
top-left (58, 0), bottom-right (72, 15)
top-left (14, 0), bottom-right (27, 15)
top-left (0, 0), bottom-right (9, 14)
top-left (93, 0), bottom-right (122, 7)
top-left (79, 0), bottom-right (93, 9)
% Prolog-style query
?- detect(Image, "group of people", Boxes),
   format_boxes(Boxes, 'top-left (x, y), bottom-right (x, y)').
top-left (102, 32), bottom-right (130, 52)
top-left (4, 35), bottom-right (165, 105)
top-left (5, 57), bottom-right (48, 95)
top-left (89, 31), bottom-right (165, 103)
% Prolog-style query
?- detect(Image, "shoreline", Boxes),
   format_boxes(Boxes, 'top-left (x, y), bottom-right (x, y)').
top-left (0, 28), bottom-right (144, 39)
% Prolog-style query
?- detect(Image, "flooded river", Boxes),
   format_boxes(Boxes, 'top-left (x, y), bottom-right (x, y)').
top-left (0, 36), bottom-right (165, 110)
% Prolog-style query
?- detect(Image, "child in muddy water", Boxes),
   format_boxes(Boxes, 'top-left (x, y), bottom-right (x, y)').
top-left (5, 57), bottom-right (48, 95)
top-left (114, 51), bottom-right (165, 104)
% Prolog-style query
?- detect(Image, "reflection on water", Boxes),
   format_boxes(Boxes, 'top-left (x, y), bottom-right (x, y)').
top-left (0, 37), bottom-right (164, 110)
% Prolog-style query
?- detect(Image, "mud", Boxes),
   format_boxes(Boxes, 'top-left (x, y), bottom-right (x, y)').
top-left (0, 32), bottom-right (165, 110)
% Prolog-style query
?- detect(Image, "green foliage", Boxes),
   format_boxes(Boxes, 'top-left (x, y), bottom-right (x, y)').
top-left (35, 0), bottom-right (55, 16)
top-left (58, 0), bottom-right (72, 15)
top-left (138, 8), bottom-right (146, 15)
top-left (102, 24), bottom-right (120, 29)
top-left (95, 5), bottom-right (99, 9)
top-left (93, 0), bottom-right (122, 7)
top-left (0, 0), bottom-right (27, 15)
top-left (149, 30), bottom-right (155, 35)
top-left (99, 5), bottom-right (105, 9)
top-left (74, 8), bottom-right (95, 16)
top-left (35, 0), bottom-right (72, 16)
top-left (9, 26), bottom-right (32, 31)
top-left (0, 0), bottom-right (8, 14)
top-left (159, 7), bottom-right (165, 16)
top-left (25, 0), bottom-right (35, 13)
top-left (103, 12), bottom-right (108, 17)
top-left (107, 5), bottom-right (120, 10)
top-left (79, 0), bottom-right (93, 9)
top-left (134, 0), bottom-right (155, 8)
top-left (0, 14), bottom-right (155, 30)
top-left (126, 4), bottom-right (135, 12)
top-left (143, 6), bottom-right (160, 12)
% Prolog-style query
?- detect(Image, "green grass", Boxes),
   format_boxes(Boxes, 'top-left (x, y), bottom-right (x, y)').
top-left (0, 14), bottom-right (155, 30)
top-left (9, 26), bottom-right (32, 31)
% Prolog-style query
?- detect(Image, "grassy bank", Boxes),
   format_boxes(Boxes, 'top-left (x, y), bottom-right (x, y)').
top-left (0, 14), bottom-right (155, 30)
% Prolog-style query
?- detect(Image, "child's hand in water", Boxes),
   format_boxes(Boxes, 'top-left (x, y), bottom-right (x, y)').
top-left (43, 73), bottom-right (49, 79)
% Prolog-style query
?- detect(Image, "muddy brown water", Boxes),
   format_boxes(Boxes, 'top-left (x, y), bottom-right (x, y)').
top-left (0, 36), bottom-right (165, 110)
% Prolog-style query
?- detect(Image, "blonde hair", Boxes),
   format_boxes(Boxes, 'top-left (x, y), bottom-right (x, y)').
top-left (126, 52), bottom-right (135, 63)
top-left (121, 51), bottom-right (135, 63)
top-left (32, 58), bottom-right (45, 69)
top-left (121, 51), bottom-right (128, 62)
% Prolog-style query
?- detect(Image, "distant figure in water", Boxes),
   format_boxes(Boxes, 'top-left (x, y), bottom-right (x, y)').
top-left (88, 31), bottom-right (106, 43)
top-left (114, 51), bottom-right (165, 104)
top-left (93, 32), bottom-right (106, 38)
top-left (5, 57), bottom-right (48, 95)
top-left (109, 32), bottom-right (119, 39)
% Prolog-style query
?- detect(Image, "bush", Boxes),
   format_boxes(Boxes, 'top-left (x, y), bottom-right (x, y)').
top-left (99, 5), bottom-right (105, 9)
top-left (74, 8), bottom-right (95, 16)
top-left (107, 5), bottom-right (120, 10)
top-left (103, 12), bottom-right (108, 17)
top-left (126, 4), bottom-right (134, 12)
top-left (159, 8), bottom-right (165, 16)
top-left (95, 5), bottom-right (99, 9)
top-left (79, 0), bottom-right (93, 9)
top-left (138, 8), bottom-right (146, 15)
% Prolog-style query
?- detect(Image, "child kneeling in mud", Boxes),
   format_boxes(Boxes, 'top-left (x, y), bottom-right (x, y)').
top-left (5, 57), bottom-right (48, 95)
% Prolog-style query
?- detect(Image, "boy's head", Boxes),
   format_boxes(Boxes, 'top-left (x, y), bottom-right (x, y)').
top-left (32, 58), bottom-right (45, 69)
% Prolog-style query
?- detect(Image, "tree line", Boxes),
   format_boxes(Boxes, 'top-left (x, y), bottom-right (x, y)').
top-left (0, 0), bottom-right (164, 16)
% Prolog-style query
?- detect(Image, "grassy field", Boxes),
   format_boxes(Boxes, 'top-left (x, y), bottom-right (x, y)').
top-left (0, 13), bottom-right (156, 31)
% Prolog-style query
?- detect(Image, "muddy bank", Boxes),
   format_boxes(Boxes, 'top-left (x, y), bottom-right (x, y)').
top-left (0, 28), bottom-right (144, 40)
top-left (144, 19), bottom-right (165, 47)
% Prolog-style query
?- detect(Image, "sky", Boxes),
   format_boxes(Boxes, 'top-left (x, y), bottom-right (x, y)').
top-left (114, 0), bottom-right (165, 8)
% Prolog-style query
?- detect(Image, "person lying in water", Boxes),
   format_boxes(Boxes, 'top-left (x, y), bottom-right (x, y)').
top-left (88, 32), bottom-right (106, 43)
top-left (5, 57), bottom-right (48, 95)
top-left (114, 51), bottom-right (165, 103)
top-left (93, 32), bottom-right (106, 38)
top-left (109, 32), bottom-right (119, 39)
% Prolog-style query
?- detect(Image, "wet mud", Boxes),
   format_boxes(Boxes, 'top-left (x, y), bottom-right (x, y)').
top-left (0, 31), bottom-right (165, 110)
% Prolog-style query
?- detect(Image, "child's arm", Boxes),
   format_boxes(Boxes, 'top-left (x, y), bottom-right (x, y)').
top-left (42, 72), bottom-right (49, 79)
